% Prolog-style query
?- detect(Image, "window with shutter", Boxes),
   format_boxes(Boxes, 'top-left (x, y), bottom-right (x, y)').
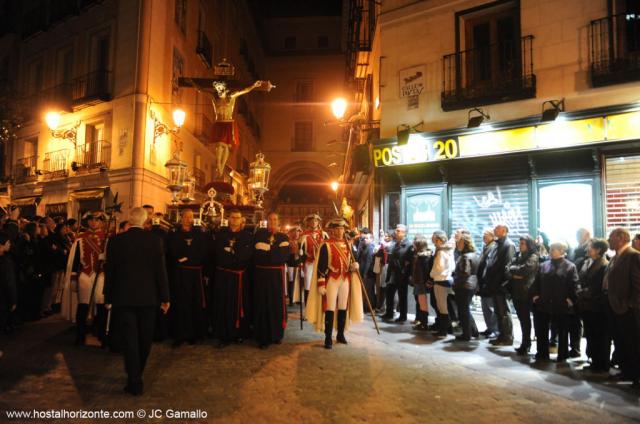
top-left (605, 155), bottom-right (640, 235)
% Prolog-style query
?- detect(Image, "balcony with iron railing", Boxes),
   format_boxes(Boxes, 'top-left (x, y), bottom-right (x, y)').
top-left (590, 11), bottom-right (640, 87)
top-left (13, 155), bottom-right (39, 184)
top-left (346, 0), bottom-right (378, 82)
top-left (196, 30), bottom-right (213, 68)
top-left (42, 149), bottom-right (70, 179)
top-left (73, 140), bottom-right (110, 172)
top-left (441, 35), bottom-right (536, 111)
top-left (71, 69), bottom-right (112, 107)
top-left (21, 69), bottom-right (111, 118)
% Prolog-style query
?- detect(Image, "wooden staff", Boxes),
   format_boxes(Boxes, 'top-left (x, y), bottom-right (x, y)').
top-left (345, 235), bottom-right (380, 335)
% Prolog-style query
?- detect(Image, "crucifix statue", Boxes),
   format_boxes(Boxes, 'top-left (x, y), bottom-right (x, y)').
top-left (178, 60), bottom-right (274, 180)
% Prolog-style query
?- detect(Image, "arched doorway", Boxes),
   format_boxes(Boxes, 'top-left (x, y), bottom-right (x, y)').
top-left (269, 162), bottom-right (338, 226)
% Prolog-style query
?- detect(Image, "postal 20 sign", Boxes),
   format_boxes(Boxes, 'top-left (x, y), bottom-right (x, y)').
top-left (372, 136), bottom-right (460, 168)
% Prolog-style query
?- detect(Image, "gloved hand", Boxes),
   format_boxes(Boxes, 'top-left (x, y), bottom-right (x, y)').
top-left (318, 285), bottom-right (327, 296)
top-left (350, 262), bottom-right (359, 272)
top-left (255, 242), bottom-right (271, 251)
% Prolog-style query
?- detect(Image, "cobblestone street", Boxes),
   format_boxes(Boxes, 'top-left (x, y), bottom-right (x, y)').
top-left (1, 308), bottom-right (639, 423)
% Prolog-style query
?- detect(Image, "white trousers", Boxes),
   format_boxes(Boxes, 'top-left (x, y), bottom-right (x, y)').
top-left (433, 284), bottom-right (449, 315)
top-left (325, 276), bottom-right (350, 311)
top-left (78, 272), bottom-right (104, 304)
top-left (303, 262), bottom-right (314, 291)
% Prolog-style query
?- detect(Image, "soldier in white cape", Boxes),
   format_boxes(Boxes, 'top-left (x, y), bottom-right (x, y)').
top-left (305, 218), bottom-right (364, 349)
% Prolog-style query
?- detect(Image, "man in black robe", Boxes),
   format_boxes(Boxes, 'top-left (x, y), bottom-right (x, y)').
top-left (252, 212), bottom-right (290, 349)
top-left (167, 209), bottom-right (207, 347)
top-left (212, 209), bottom-right (252, 347)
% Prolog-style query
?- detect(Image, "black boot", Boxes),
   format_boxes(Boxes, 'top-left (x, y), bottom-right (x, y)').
top-left (95, 304), bottom-right (108, 348)
top-left (75, 304), bottom-right (90, 345)
top-left (414, 310), bottom-right (429, 330)
top-left (437, 313), bottom-right (450, 338)
top-left (336, 310), bottom-right (348, 344)
top-left (430, 313), bottom-right (441, 332)
top-left (324, 311), bottom-right (334, 349)
top-left (287, 281), bottom-right (294, 306)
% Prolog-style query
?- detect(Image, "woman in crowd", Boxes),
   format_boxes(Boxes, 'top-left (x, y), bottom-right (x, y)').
top-left (531, 242), bottom-right (579, 362)
top-left (507, 235), bottom-right (539, 355)
top-left (411, 234), bottom-right (432, 331)
top-left (576, 238), bottom-right (610, 372)
top-left (429, 230), bottom-right (455, 338)
top-left (453, 233), bottom-right (479, 341)
top-left (373, 231), bottom-right (392, 314)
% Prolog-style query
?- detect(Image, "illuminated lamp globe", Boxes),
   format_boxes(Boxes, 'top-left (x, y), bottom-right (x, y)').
top-left (172, 108), bottom-right (186, 128)
top-left (331, 98), bottom-right (348, 120)
top-left (45, 111), bottom-right (61, 131)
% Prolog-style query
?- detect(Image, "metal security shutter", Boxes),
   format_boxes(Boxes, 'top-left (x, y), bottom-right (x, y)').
top-left (451, 180), bottom-right (530, 247)
top-left (605, 155), bottom-right (640, 235)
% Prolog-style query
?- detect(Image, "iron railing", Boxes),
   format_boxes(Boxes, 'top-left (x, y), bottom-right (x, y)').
top-left (196, 31), bottom-right (213, 68)
top-left (441, 35), bottom-right (536, 111)
top-left (21, 70), bottom-right (111, 118)
top-left (346, 0), bottom-right (378, 83)
top-left (590, 11), bottom-right (640, 87)
top-left (71, 70), bottom-right (112, 105)
top-left (42, 149), bottom-right (70, 178)
top-left (13, 155), bottom-right (38, 183)
top-left (74, 140), bottom-right (110, 170)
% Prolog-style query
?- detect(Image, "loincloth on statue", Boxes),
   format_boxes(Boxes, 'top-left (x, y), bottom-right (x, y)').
top-left (213, 120), bottom-right (239, 147)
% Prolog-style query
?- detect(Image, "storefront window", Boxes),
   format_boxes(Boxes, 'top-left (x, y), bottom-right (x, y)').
top-left (405, 192), bottom-right (442, 237)
top-left (538, 181), bottom-right (593, 248)
top-left (605, 155), bottom-right (640, 237)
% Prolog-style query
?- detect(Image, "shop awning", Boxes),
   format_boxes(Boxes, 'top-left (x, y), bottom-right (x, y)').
top-left (68, 187), bottom-right (109, 200)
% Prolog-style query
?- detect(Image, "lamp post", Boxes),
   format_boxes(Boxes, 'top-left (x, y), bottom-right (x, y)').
top-left (330, 180), bottom-right (339, 196)
top-left (151, 108), bottom-right (186, 145)
top-left (248, 152), bottom-right (271, 209)
top-left (45, 111), bottom-right (80, 147)
top-left (330, 97), bottom-right (361, 201)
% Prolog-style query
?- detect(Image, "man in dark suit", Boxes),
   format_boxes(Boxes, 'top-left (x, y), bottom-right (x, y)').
top-left (484, 224), bottom-right (516, 346)
top-left (104, 207), bottom-right (170, 396)
top-left (605, 227), bottom-right (640, 387)
top-left (383, 224), bottom-right (413, 323)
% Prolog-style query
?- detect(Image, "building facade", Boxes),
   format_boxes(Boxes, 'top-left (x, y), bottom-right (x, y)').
top-left (0, 0), bottom-right (267, 220)
top-left (258, 5), bottom-right (347, 227)
top-left (349, 0), bottom-right (640, 246)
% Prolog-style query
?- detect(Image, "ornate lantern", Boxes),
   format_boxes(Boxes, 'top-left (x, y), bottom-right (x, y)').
top-left (248, 152), bottom-right (271, 208)
top-left (182, 175), bottom-right (196, 204)
top-left (165, 153), bottom-right (188, 206)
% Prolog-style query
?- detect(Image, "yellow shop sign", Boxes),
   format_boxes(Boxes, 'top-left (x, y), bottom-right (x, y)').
top-left (372, 137), bottom-right (460, 167)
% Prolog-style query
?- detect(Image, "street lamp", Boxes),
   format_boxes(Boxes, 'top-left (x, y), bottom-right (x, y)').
top-left (248, 152), bottom-right (271, 208)
top-left (45, 111), bottom-right (80, 146)
top-left (331, 98), bottom-right (348, 120)
top-left (151, 108), bottom-right (186, 145)
top-left (330, 180), bottom-right (339, 193)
